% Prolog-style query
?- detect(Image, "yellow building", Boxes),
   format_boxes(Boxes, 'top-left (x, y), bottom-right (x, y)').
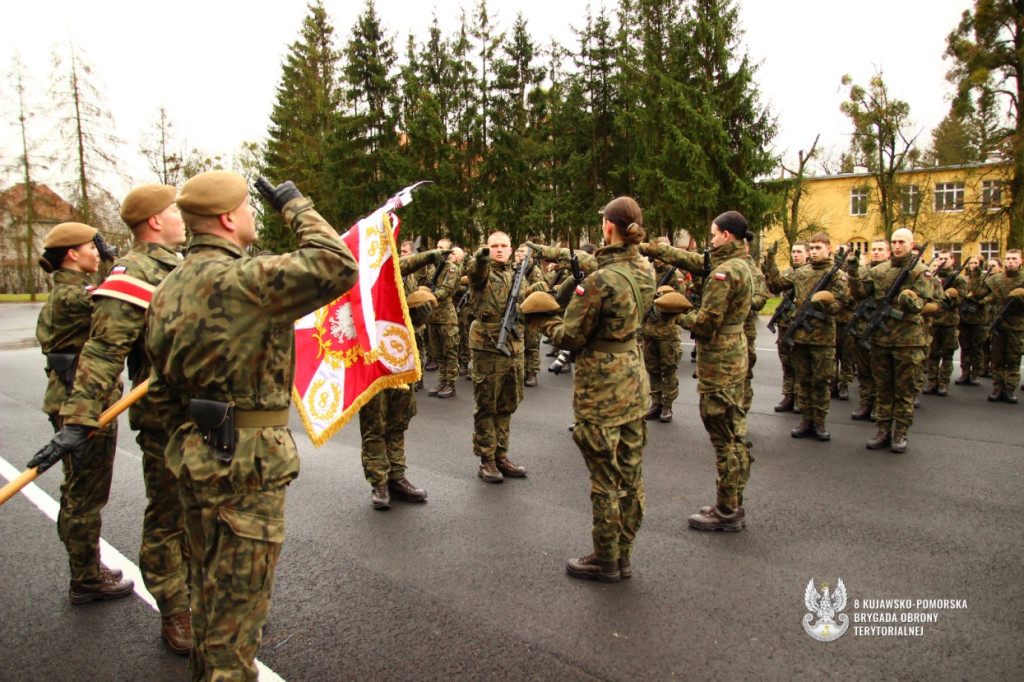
top-left (763, 161), bottom-right (1011, 266)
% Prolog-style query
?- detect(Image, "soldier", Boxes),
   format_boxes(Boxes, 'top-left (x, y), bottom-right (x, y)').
top-left (847, 227), bottom-right (933, 452)
top-left (980, 257), bottom-right (1003, 378)
top-left (641, 237), bottom-right (687, 422)
top-left (767, 241), bottom-right (808, 413)
top-left (679, 211), bottom-right (753, 531)
top-left (516, 244), bottom-right (545, 386)
top-left (524, 196), bottom-right (655, 582)
top-left (833, 244), bottom-right (857, 401)
top-left (740, 234), bottom-right (769, 412)
top-left (923, 249), bottom-right (967, 396)
top-left (465, 231), bottom-right (530, 483)
top-left (360, 249), bottom-right (448, 510)
top-left (766, 233), bottom-right (847, 441)
top-left (145, 171), bottom-right (358, 680)
top-left (41, 185), bottom-right (192, 653)
top-left (28, 222), bottom-right (133, 606)
top-left (850, 239), bottom-right (890, 420)
top-left (956, 255), bottom-right (988, 386)
top-left (976, 248), bottom-right (1024, 403)
top-left (425, 241), bottom-right (460, 398)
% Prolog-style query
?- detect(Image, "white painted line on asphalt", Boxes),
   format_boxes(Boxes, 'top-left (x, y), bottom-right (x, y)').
top-left (0, 455), bottom-right (284, 682)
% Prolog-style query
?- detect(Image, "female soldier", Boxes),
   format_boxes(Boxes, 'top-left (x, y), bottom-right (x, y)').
top-left (30, 222), bottom-right (133, 603)
top-left (524, 196), bottom-right (655, 582)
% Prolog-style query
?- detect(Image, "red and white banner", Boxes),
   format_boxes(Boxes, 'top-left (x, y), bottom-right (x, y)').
top-left (293, 209), bottom-right (420, 447)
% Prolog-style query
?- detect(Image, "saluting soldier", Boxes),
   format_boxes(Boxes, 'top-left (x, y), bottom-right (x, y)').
top-left (849, 239), bottom-right (890, 420)
top-left (975, 248), bottom-right (1024, 403)
top-left (956, 255), bottom-right (988, 386)
top-left (923, 249), bottom-right (967, 396)
top-left (767, 241), bottom-right (808, 413)
top-left (145, 171), bottom-right (358, 680)
top-left (516, 244), bottom-right (545, 387)
top-left (424, 241), bottom-right (460, 398)
top-left (640, 237), bottom-right (687, 423)
top-left (28, 223), bottom-right (132, 605)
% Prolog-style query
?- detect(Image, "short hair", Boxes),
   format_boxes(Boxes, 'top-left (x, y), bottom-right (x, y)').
top-left (939, 249), bottom-right (952, 257)
top-left (809, 232), bottom-right (831, 246)
top-left (654, 236), bottom-right (670, 245)
top-left (580, 244), bottom-right (597, 255)
top-left (179, 208), bottom-right (221, 235)
top-left (1007, 249), bottom-right (1022, 258)
top-left (437, 238), bottom-right (452, 249)
top-left (872, 238), bottom-right (889, 247)
top-left (792, 241), bottom-right (809, 252)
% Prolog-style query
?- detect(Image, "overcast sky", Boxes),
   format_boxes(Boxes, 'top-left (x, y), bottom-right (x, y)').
top-left (1, 0), bottom-right (974, 195)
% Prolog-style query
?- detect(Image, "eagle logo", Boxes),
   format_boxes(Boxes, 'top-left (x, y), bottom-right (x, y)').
top-left (802, 578), bottom-right (850, 641)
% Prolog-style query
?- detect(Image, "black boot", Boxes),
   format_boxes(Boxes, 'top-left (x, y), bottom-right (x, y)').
top-left (791, 420), bottom-right (814, 438)
top-left (773, 395), bottom-right (795, 412)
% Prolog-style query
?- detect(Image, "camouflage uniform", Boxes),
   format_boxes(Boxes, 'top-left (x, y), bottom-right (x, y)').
top-left (60, 240), bottom-right (189, 619)
top-left (958, 267), bottom-right (989, 382)
top-left (834, 264), bottom-right (857, 394)
top-left (455, 258), bottom-right (472, 375)
top-left (850, 263), bottom-right (885, 412)
top-left (976, 267), bottom-right (1024, 394)
top-left (641, 262), bottom-right (686, 411)
top-left (359, 251), bottom-right (437, 485)
top-left (146, 197), bottom-right (357, 681)
top-left (539, 242), bottom-right (655, 564)
top-left (424, 259), bottom-right (460, 389)
top-left (925, 265), bottom-right (967, 390)
top-left (521, 259), bottom-right (545, 380)
top-left (465, 254), bottom-right (526, 464)
top-left (848, 253), bottom-right (933, 436)
top-left (740, 251), bottom-right (768, 411)
top-left (767, 256), bottom-right (848, 425)
top-left (767, 264), bottom-right (802, 405)
top-left (679, 239), bottom-right (753, 512)
top-left (35, 269), bottom-right (119, 583)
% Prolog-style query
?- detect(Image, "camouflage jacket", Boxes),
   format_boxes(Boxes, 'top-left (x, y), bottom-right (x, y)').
top-left (424, 258), bottom-right (459, 325)
top-left (645, 242), bottom-right (706, 276)
top-left (145, 199), bottom-right (358, 484)
top-left (540, 242), bottom-right (656, 426)
top-left (642, 260), bottom-right (688, 339)
top-left (848, 253), bottom-right (932, 347)
top-left (977, 268), bottom-right (1024, 331)
top-left (528, 244), bottom-right (598, 277)
top-left (767, 256), bottom-right (846, 346)
top-left (465, 256), bottom-right (526, 355)
top-left (931, 265), bottom-right (967, 327)
top-left (766, 265), bottom-right (804, 328)
top-left (740, 251), bottom-right (769, 339)
top-left (544, 264), bottom-right (571, 291)
top-left (680, 239), bottom-right (752, 393)
top-left (960, 267), bottom-right (991, 325)
top-left (60, 240), bottom-right (181, 431)
top-left (35, 269), bottom-right (112, 416)
top-left (400, 252), bottom-right (440, 328)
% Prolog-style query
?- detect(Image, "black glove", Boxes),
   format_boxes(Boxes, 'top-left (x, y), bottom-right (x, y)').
top-left (475, 247), bottom-right (490, 264)
top-left (27, 424), bottom-right (95, 474)
top-left (255, 176), bottom-right (303, 213)
top-left (93, 233), bottom-right (118, 262)
top-left (432, 249), bottom-right (453, 264)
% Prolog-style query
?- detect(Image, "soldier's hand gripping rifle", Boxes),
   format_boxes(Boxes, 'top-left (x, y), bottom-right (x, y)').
top-left (960, 264), bottom-right (995, 316)
top-left (780, 247), bottom-right (848, 348)
top-left (857, 242), bottom-right (929, 350)
top-left (987, 292), bottom-right (1024, 335)
top-left (647, 266), bottom-right (678, 323)
top-left (495, 246), bottom-right (533, 357)
top-left (767, 289), bottom-right (796, 334)
top-left (687, 247), bottom-right (712, 307)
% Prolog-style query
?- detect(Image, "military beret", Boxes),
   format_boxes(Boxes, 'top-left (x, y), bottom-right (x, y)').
top-left (177, 170), bottom-right (248, 216)
top-left (460, 275), bottom-right (469, 285)
top-left (921, 301), bottom-right (939, 315)
top-left (811, 291), bottom-right (835, 305)
top-left (43, 222), bottom-right (97, 249)
top-left (407, 286), bottom-right (437, 308)
top-left (653, 291), bottom-right (692, 313)
top-left (656, 285), bottom-right (676, 297)
top-left (944, 287), bottom-right (960, 298)
top-left (1010, 287), bottom-right (1024, 299)
top-left (522, 291), bottom-right (559, 315)
top-left (121, 184), bottom-right (177, 227)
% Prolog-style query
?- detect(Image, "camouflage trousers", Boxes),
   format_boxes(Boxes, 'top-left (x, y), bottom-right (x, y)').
top-left (698, 383), bottom-right (752, 511)
top-left (178, 472), bottom-right (286, 682)
top-left (458, 310), bottom-right (472, 370)
top-left (989, 328), bottom-right (1023, 391)
top-left (835, 324), bottom-right (856, 387)
top-left (427, 322), bottom-right (460, 385)
top-left (138, 426), bottom-right (190, 617)
top-left (643, 332), bottom-right (682, 405)
top-left (471, 350), bottom-right (523, 462)
top-left (958, 322), bottom-right (986, 378)
top-left (871, 345), bottom-right (926, 430)
top-left (744, 330), bottom-right (757, 412)
top-left (853, 337), bottom-right (875, 408)
top-left (524, 323), bottom-right (541, 375)
top-left (571, 419), bottom-right (646, 563)
top-left (926, 324), bottom-right (960, 386)
top-left (359, 386), bottom-right (416, 486)
top-left (51, 414), bottom-right (117, 582)
top-left (776, 327), bottom-right (796, 398)
top-left (790, 343), bottom-right (835, 424)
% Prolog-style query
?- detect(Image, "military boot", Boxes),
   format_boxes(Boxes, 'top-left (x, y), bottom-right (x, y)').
top-left (851, 404), bottom-right (873, 420)
top-left (988, 388), bottom-right (1004, 402)
top-left (699, 505), bottom-right (746, 529)
top-left (773, 394), bottom-right (795, 412)
top-left (969, 373), bottom-right (981, 386)
top-left (790, 420), bottom-right (814, 438)
top-left (936, 384), bottom-right (948, 396)
top-left (618, 557), bottom-right (632, 579)
top-left (69, 567), bottom-right (134, 605)
top-left (1003, 390), bottom-right (1019, 404)
top-left (837, 385), bottom-right (850, 401)
top-left (644, 403), bottom-right (662, 420)
top-left (428, 383), bottom-right (443, 397)
top-left (954, 373), bottom-right (971, 386)
top-left (890, 427), bottom-right (908, 453)
top-left (436, 383), bottom-right (456, 399)
top-left (922, 381), bottom-right (939, 395)
top-left (524, 372), bottom-right (538, 387)
top-left (478, 460), bottom-right (503, 484)
top-left (161, 610), bottom-right (192, 656)
top-left (866, 425), bottom-right (892, 450)
top-left (813, 422), bottom-right (831, 441)
top-left (659, 405), bottom-right (673, 422)
top-left (566, 554), bottom-right (621, 583)
top-left (371, 484), bottom-right (391, 510)
top-left (388, 477), bottom-right (427, 502)
top-left (495, 457), bottom-right (527, 478)
top-left (688, 505), bottom-right (743, 532)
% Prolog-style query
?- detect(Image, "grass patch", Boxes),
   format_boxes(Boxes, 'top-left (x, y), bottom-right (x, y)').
top-left (760, 296), bottom-right (781, 316)
top-left (0, 293), bottom-right (49, 302)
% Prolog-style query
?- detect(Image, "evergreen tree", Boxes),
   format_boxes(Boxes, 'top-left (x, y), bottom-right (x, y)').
top-left (448, 12), bottom-right (482, 245)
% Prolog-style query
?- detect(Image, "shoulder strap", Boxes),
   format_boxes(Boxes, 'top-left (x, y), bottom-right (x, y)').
top-left (605, 264), bottom-right (644, 326)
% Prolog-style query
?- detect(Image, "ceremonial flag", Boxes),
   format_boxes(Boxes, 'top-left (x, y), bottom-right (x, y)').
top-left (292, 209), bottom-right (420, 447)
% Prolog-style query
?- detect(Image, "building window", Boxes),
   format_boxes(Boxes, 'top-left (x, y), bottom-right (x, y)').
top-left (933, 241), bottom-right (963, 265)
top-left (934, 182), bottom-right (964, 212)
top-left (850, 187), bottom-right (868, 216)
top-left (901, 184), bottom-right (920, 215)
top-left (847, 240), bottom-right (869, 257)
top-left (981, 180), bottom-right (1002, 209)
top-left (979, 241), bottom-right (999, 261)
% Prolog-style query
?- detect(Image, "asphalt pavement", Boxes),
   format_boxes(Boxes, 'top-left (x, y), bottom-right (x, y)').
top-left (1, 302), bottom-right (1022, 680)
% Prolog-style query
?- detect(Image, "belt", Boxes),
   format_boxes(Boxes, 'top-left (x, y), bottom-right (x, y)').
top-left (717, 323), bottom-right (744, 334)
top-left (235, 409), bottom-right (290, 428)
top-left (586, 338), bottom-right (636, 353)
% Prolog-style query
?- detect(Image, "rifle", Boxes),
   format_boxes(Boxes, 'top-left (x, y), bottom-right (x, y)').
top-left (959, 264), bottom-right (995, 317)
top-left (428, 256), bottom-right (447, 292)
top-left (647, 266), bottom-right (678, 322)
top-left (568, 238), bottom-right (585, 284)
top-left (857, 242), bottom-right (929, 350)
top-left (495, 246), bottom-right (533, 357)
top-left (988, 295), bottom-right (1021, 335)
top-left (687, 247), bottom-right (712, 307)
top-left (766, 290), bottom-right (796, 334)
top-left (455, 289), bottom-right (471, 314)
top-left (936, 262), bottom-right (966, 311)
top-left (780, 247), bottom-right (849, 348)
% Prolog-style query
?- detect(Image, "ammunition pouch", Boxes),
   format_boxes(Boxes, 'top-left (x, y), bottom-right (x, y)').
top-left (189, 399), bottom-right (236, 463)
top-left (46, 352), bottom-right (79, 394)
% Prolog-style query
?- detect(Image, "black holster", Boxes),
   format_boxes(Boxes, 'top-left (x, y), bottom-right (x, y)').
top-left (189, 399), bottom-right (236, 463)
top-left (46, 353), bottom-right (79, 394)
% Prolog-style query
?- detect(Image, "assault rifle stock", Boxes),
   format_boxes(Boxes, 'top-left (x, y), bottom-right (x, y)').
top-left (766, 290), bottom-right (796, 334)
top-left (495, 247), bottom-right (533, 357)
top-left (780, 247), bottom-right (848, 348)
top-left (988, 295), bottom-right (1021, 335)
top-left (857, 243), bottom-right (929, 350)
